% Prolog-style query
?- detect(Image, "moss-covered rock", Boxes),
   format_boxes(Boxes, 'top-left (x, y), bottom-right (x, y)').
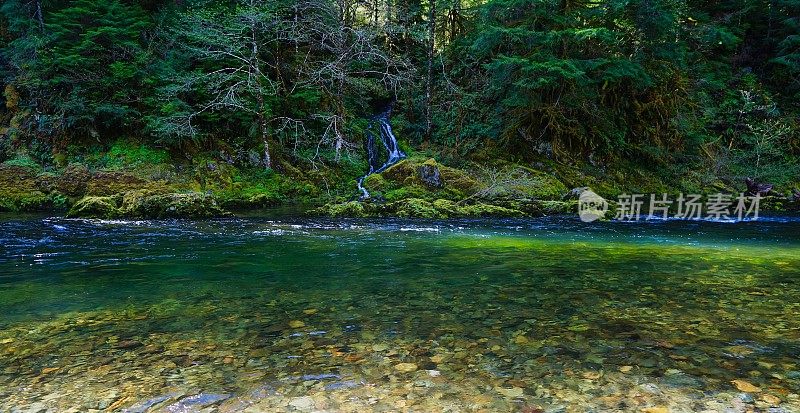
top-left (121, 191), bottom-right (228, 218)
top-left (314, 201), bottom-right (366, 217)
top-left (313, 197), bottom-right (528, 219)
top-left (535, 200), bottom-right (578, 215)
top-left (457, 202), bottom-right (526, 218)
top-left (505, 166), bottom-right (568, 200)
top-left (67, 191), bottom-right (229, 219)
top-left (384, 185), bottom-right (430, 202)
top-left (363, 174), bottom-right (388, 192)
top-left (363, 158), bottom-right (567, 208)
top-left (58, 164), bottom-right (91, 196)
top-left (66, 196), bottom-right (120, 218)
top-left (0, 164), bottom-right (57, 211)
top-left (392, 198), bottom-right (440, 218)
top-left (379, 158), bottom-right (481, 200)
top-left (86, 171), bottom-right (163, 196)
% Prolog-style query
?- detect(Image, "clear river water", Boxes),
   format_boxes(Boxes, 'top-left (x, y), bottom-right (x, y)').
top-left (1, 214), bottom-right (799, 412)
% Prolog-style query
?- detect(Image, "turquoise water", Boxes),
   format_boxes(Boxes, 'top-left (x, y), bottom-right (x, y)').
top-left (1, 215), bottom-right (799, 412)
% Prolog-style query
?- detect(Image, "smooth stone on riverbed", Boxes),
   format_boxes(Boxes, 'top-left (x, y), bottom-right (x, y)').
top-left (737, 393), bottom-right (756, 403)
top-left (641, 407), bottom-right (669, 413)
top-left (496, 386), bottom-right (524, 398)
top-left (394, 363), bottom-right (418, 373)
top-left (164, 393), bottom-right (231, 412)
top-left (732, 379), bottom-right (761, 392)
top-left (14, 402), bottom-right (47, 413)
top-left (288, 396), bottom-right (316, 411)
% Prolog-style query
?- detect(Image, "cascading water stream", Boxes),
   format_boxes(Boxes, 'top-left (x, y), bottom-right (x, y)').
top-left (357, 105), bottom-right (406, 199)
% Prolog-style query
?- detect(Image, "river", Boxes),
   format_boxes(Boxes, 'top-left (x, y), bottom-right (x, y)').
top-left (1, 214), bottom-right (799, 412)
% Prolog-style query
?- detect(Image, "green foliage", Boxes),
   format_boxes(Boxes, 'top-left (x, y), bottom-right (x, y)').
top-left (1, 154), bottom-right (41, 171)
top-left (105, 141), bottom-right (170, 169)
top-left (438, 0), bottom-right (687, 155)
top-left (0, 0), bottom-right (797, 202)
top-left (2, 0), bottom-right (152, 139)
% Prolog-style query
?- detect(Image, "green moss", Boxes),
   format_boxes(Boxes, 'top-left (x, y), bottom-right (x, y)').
top-left (508, 167), bottom-right (568, 200)
top-left (312, 197), bottom-right (529, 219)
top-left (0, 165), bottom-right (54, 211)
top-left (384, 185), bottom-right (429, 202)
top-left (438, 165), bottom-right (481, 194)
top-left (315, 201), bottom-right (366, 217)
top-left (534, 200), bottom-right (578, 215)
top-left (363, 174), bottom-right (387, 192)
top-left (214, 169), bottom-right (318, 209)
top-left (123, 192), bottom-right (227, 218)
top-left (0, 193), bottom-right (55, 212)
top-left (2, 155), bottom-right (43, 172)
top-left (432, 199), bottom-right (458, 217)
top-left (392, 198), bottom-right (440, 218)
top-left (86, 171), bottom-right (160, 196)
top-left (68, 190), bottom-right (230, 219)
top-left (105, 140), bottom-right (170, 169)
top-left (66, 196), bottom-right (120, 218)
top-left (58, 164), bottom-right (91, 196)
top-left (456, 203), bottom-right (526, 218)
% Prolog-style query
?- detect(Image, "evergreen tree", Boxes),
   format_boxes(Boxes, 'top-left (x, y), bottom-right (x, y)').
top-left (4, 0), bottom-right (152, 139)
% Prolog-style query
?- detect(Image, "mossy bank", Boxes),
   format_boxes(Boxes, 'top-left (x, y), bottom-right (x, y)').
top-left (1, 142), bottom-right (798, 219)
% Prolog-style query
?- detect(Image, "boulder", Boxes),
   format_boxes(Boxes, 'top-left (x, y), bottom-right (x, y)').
top-left (418, 159), bottom-right (442, 187)
top-left (66, 196), bottom-right (119, 218)
top-left (745, 178), bottom-right (773, 196)
top-left (58, 164), bottom-right (90, 196)
top-left (121, 191), bottom-right (228, 218)
top-left (563, 187), bottom-right (591, 200)
top-left (67, 191), bottom-right (229, 219)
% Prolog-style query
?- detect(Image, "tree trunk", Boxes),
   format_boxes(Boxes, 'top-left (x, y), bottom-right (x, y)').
top-left (34, 0), bottom-right (44, 31)
top-left (448, 0), bottom-right (463, 42)
top-left (425, 0), bottom-right (436, 143)
top-left (250, 15), bottom-right (272, 170)
top-left (255, 81), bottom-right (272, 169)
top-left (334, 73), bottom-right (347, 161)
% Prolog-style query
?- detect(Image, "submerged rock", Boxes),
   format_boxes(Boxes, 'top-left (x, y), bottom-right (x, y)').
top-left (163, 393), bottom-right (231, 412)
top-left (289, 320), bottom-right (306, 328)
top-left (731, 379), bottom-right (761, 393)
top-left (122, 393), bottom-right (180, 413)
top-left (394, 362), bottom-right (418, 373)
top-left (288, 396), bottom-right (316, 411)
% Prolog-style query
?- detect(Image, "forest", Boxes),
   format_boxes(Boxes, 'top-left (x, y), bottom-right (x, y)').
top-left (4, 3), bottom-right (800, 411)
top-left (0, 0), bottom-right (799, 216)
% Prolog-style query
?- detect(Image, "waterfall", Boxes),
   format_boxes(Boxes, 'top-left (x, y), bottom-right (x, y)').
top-left (357, 104), bottom-right (407, 199)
